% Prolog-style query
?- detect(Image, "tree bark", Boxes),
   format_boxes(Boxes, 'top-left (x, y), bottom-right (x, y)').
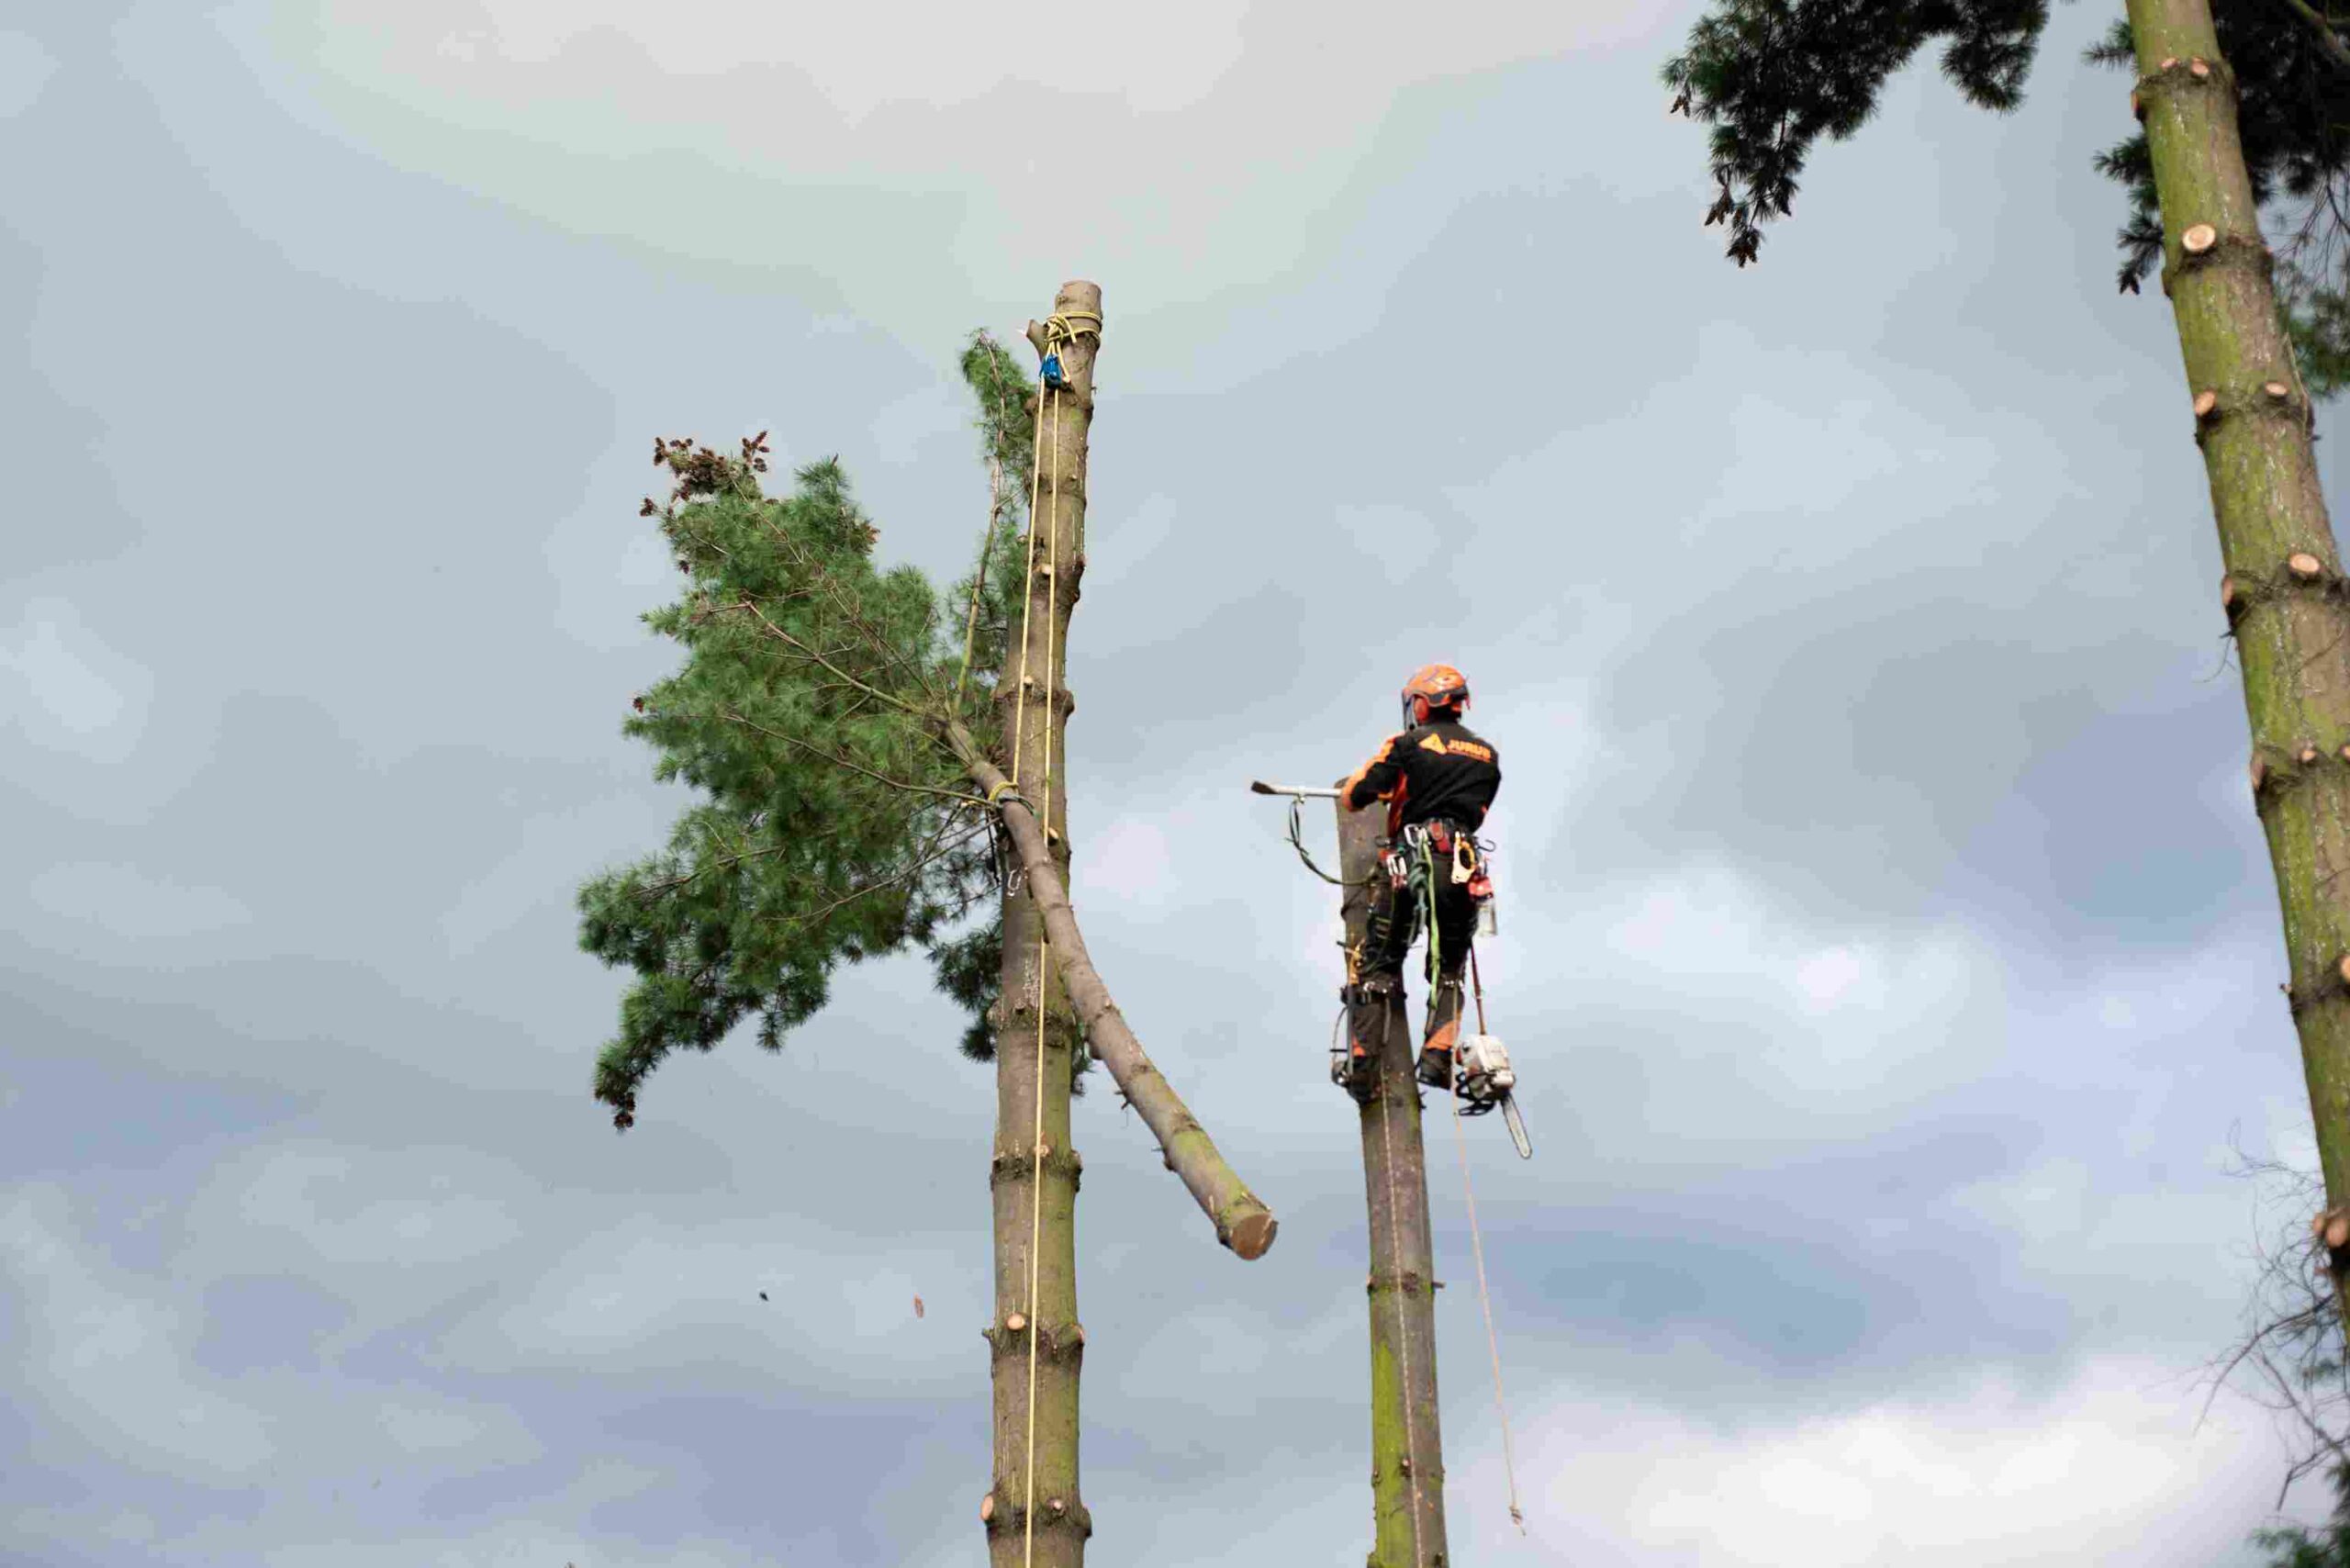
top-left (2130, 0), bottom-right (2350, 1336)
top-left (976, 279), bottom-right (1099, 1568)
top-left (1336, 799), bottom-right (1449, 1568)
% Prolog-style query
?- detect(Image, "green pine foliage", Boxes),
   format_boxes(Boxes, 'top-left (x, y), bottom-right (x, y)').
top-left (576, 331), bottom-right (1087, 1129)
top-left (1661, 1), bottom-right (2050, 268)
top-left (1663, 1), bottom-right (2350, 397)
top-left (2086, 9), bottom-right (2350, 397)
top-left (2255, 1464), bottom-right (2350, 1566)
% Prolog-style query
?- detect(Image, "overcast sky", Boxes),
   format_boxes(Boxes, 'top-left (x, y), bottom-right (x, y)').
top-left (6, 2), bottom-right (2345, 1564)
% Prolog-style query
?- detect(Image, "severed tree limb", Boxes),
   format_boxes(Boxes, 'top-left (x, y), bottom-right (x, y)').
top-left (944, 715), bottom-right (1278, 1260)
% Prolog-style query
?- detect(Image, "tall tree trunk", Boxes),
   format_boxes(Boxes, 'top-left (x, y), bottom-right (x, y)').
top-left (2129, 0), bottom-right (2350, 1327)
top-left (979, 280), bottom-right (1102, 1568)
top-left (1336, 799), bottom-right (1449, 1567)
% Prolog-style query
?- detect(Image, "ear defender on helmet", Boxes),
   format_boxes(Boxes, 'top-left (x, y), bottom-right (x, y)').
top-left (1400, 663), bottom-right (1471, 727)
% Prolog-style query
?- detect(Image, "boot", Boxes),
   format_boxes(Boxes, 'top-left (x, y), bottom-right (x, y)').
top-left (1336, 973), bottom-right (1399, 1097)
top-left (1416, 1045), bottom-right (1454, 1090)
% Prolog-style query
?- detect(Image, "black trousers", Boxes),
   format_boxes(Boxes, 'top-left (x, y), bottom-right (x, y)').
top-left (1360, 823), bottom-right (1479, 1055)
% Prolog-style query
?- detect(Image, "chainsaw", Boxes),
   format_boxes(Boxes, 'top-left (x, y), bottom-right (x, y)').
top-left (1455, 1032), bottom-right (1532, 1159)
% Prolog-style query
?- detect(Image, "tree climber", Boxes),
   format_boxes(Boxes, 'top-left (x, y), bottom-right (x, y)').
top-left (1337, 663), bottom-right (1502, 1092)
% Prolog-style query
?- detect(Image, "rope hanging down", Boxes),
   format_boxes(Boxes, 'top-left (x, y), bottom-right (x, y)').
top-left (1423, 842), bottom-right (1528, 1535)
top-left (1345, 930), bottom-right (1427, 1565)
top-left (1451, 945), bottom-right (1526, 1533)
top-left (1374, 1021), bottom-right (1429, 1566)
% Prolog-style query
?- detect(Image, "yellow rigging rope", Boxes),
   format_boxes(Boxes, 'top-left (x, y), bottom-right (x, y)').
top-left (1008, 308), bottom-right (1092, 1566)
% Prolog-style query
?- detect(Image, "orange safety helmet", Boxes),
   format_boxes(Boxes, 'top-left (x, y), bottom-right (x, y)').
top-left (1401, 663), bottom-right (1471, 728)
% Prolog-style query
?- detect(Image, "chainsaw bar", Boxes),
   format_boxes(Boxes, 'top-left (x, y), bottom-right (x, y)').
top-left (1500, 1093), bottom-right (1531, 1159)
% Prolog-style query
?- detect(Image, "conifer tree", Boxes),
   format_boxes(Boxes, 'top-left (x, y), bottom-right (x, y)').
top-left (576, 292), bottom-right (1275, 1566)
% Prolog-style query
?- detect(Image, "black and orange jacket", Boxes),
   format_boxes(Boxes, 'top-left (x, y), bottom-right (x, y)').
top-left (1340, 719), bottom-right (1502, 839)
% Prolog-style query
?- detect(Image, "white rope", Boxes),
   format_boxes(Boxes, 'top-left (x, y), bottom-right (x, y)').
top-left (1015, 366), bottom-right (1066, 1568)
top-left (1373, 1031), bottom-right (1429, 1565)
top-left (1448, 1084), bottom-right (1527, 1533)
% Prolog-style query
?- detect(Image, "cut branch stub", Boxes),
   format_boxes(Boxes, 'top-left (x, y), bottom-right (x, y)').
top-left (2221, 574), bottom-right (2239, 612)
top-left (2194, 389), bottom-right (2221, 420)
top-left (2159, 56), bottom-right (2179, 72)
top-left (980, 1494), bottom-right (997, 1523)
top-left (1005, 1312), bottom-right (1027, 1334)
top-left (2188, 57), bottom-right (2211, 80)
top-left (2182, 223), bottom-right (2218, 255)
top-left (2289, 553), bottom-right (2325, 580)
top-left (2266, 381), bottom-right (2293, 401)
top-left (2334, 952), bottom-right (2350, 987)
top-left (2322, 1206), bottom-right (2350, 1250)
top-left (2301, 746), bottom-right (2322, 766)
top-left (2253, 755), bottom-right (2270, 793)
top-left (2131, 89), bottom-right (2143, 120)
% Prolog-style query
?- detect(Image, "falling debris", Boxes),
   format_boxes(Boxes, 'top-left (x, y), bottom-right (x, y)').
top-left (758, 1291), bottom-right (769, 1302)
top-left (913, 1294), bottom-right (925, 1319)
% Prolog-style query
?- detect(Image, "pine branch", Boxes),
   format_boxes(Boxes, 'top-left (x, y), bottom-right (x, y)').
top-left (778, 819), bottom-right (992, 935)
top-left (2272, 0), bottom-right (2350, 78)
top-left (754, 502), bottom-right (945, 707)
top-left (724, 597), bottom-right (941, 729)
top-left (715, 709), bottom-right (977, 805)
top-left (631, 842), bottom-right (789, 902)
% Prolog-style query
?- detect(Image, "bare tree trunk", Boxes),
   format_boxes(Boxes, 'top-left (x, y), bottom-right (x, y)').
top-left (978, 280), bottom-right (1101, 1568)
top-left (1336, 800), bottom-right (1449, 1568)
top-left (2129, 0), bottom-right (2350, 1334)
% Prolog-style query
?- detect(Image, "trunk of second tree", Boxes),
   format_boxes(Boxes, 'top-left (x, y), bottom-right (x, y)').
top-left (981, 281), bottom-right (1102, 1568)
top-left (1336, 799), bottom-right (1449, 1568)
top-left (2128, 0), bottom-right (2350, 1327)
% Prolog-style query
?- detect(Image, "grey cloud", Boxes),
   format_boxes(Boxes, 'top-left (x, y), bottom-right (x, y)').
top-left (3, 0), bottom-right (2340, 1562)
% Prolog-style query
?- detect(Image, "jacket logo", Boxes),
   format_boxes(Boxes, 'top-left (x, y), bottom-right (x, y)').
top-left (1418, 734), bottom-right (1494, 762)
